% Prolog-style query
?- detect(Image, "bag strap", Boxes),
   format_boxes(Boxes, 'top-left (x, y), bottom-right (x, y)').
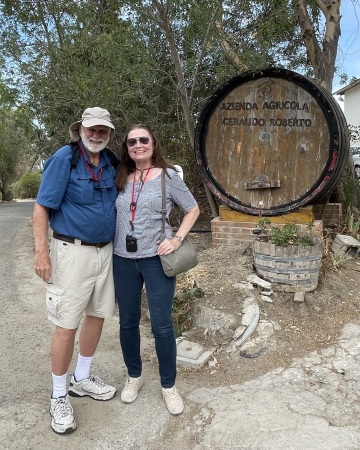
top-left (160, 170), bottom-right (166, 242)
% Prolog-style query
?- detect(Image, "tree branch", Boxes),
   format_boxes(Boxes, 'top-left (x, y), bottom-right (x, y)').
top-left (189, 4), bottom-right (220, 107)
top-left (214, 1), bottom-right (247, 71)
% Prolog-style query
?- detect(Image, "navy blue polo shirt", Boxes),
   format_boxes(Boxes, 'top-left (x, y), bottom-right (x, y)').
top-left (36, 143), bottom-right (118, 242)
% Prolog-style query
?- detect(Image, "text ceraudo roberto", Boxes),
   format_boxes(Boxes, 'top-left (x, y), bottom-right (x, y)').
top-left (220, 101), bottom-right (313, 127)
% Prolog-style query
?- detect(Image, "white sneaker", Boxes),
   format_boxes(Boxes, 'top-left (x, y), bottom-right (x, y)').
top-left (162, 386), bottom-right (184, 415)
top-left (50, 395), bottom-right (76, 434)
top-left (68, 374), bottom-right (116, 401)
top-left (121, 376), bottom-right (143, 403)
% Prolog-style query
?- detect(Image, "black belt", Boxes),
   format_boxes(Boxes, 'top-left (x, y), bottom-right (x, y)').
top-left (52, 232), bottom-right (110, 248)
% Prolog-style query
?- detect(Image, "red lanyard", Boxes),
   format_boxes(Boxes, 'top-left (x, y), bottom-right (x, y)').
top-left (130, 167), bottom-right (152, 231)
top-left (78, 142), bottom-right (103, 181)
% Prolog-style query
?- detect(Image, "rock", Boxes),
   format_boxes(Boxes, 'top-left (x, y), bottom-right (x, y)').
top-left (243, 296), bottom-right (257, 309)
top-left (232, 282), bottom-right (254, 290)
top-left (247, 274), bottom-right (272, 289)
top-left (193, 304), bottom-right (237, 335)
top-left (241, 303), bottom-right (260, 326)
top-left (261, 295), bottom-right (274, 303)
top-left (294, 291), bottom-right (306, 302)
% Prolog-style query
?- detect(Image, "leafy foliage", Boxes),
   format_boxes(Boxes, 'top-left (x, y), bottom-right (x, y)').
top-left (12, 172), bottom-right (41, 199)
top-left (340, 174), bottom-right (360, 212)
top-left (257, 218), bottom-right (314, 246)
top-left (219, 0), bottom-right (308, 71)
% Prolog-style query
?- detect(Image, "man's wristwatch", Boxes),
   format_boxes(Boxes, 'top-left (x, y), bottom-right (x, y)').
top-left (174, 235), bottom-right (184, 242)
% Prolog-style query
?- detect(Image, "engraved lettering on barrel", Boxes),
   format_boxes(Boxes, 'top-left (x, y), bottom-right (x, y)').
top-left (269, 118), bottom-right (312, 127)
top-left (262, 101), bottom-right (310, 111)
top-left (221, 102), bottom-right (258, 111)
top-left (223, 117), bottom-right (265, 126)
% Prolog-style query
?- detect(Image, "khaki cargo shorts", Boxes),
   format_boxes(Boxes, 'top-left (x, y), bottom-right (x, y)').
top-left (45, 237), bottom-right (115, 329)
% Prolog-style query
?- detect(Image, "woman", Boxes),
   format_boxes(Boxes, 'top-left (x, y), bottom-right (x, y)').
top-left (113, 124), bottom-right (200, 415)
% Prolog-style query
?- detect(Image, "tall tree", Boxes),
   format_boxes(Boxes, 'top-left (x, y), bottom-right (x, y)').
top-left (215, 0), bottom-right (344, 91)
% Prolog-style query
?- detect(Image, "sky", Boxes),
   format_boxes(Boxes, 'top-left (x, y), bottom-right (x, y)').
top-left (332, 0), bottom-right (360, 92)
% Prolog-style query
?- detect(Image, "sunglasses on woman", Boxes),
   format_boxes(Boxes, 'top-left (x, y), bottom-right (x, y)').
top-left (127, 137), bottom-right (150, 147)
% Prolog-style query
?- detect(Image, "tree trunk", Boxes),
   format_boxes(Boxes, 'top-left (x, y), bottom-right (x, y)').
top-left (0, 186), bottom-right (13, 201)
top-left (153, 1), bottom-right (219, 218)
top-left (214, 3), bottom-right (248, 71)
top-left (298, 0), bottom-right (341, 91)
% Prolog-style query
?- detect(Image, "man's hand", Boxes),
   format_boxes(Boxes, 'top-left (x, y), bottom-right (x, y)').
top-left (34, 250), bottom-right (52, 283)
top-left (33, 203), bottom-right (51, 283)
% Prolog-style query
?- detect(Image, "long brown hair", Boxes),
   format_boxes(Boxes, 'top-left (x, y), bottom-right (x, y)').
top-left (116, 124), bottom-right (176, 191)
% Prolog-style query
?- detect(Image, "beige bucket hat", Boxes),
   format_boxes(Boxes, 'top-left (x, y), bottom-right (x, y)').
top-left (69, 107), bottom-right (115, 142)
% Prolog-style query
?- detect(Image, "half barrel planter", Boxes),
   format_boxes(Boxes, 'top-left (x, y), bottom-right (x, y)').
top-left (252, 238), bottom-right (323, 292)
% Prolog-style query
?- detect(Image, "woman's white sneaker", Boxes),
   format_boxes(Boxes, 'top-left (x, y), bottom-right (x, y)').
top-left (121, 376), bottom-right (143, 403)
top-left (162, 386), bottom-right (184, 415)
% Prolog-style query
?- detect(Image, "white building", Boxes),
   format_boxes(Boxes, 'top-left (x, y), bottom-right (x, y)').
top-left (333, 79), bottom-right (360, 147)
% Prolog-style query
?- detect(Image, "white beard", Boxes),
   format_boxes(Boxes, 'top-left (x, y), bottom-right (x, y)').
top-left (80, 130), bottom-right (110, 154)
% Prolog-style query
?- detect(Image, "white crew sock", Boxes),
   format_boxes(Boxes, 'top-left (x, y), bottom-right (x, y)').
top-left (52, 373), bottom-right (67, 398)
top-left (74, 354), bottom-right (93, 381)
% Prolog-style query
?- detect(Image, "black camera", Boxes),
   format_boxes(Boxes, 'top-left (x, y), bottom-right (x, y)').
top-left (126, 235), bottom-right (137, 252)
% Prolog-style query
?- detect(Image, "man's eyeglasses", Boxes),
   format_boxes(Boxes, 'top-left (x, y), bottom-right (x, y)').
top-left (127, 137), bottom-right (150, 147)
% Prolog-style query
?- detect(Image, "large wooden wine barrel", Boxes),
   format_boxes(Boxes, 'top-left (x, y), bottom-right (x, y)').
top-left (194, 67), bottom-right (349, 216)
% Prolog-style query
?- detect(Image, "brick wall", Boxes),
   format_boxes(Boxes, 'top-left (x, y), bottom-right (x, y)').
top-left (211, 217), bottom-right (323, 247)
top-left (313, 203), bottom-right (342, 226)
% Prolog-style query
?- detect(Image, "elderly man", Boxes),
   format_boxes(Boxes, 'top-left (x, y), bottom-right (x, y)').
top-left (33, 107), bottom-right (119, 434)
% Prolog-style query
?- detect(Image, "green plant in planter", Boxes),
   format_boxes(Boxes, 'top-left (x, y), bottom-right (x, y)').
top-left (253, 219), bottom-right (322, 291)
top-left (257, 218), bottom-right (314, 246)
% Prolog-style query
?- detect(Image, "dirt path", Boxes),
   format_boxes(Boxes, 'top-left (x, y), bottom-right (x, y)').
top-left (2, 205), bottom-right (360, 449)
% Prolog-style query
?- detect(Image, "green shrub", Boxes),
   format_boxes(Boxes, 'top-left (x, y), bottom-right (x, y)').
top-left (257, 218), bottom-right (314, 246)
top-left (12, 172), bottom-right (41, 199)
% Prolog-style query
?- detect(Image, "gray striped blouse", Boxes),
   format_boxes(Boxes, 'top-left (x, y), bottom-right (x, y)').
top-left (113, 169), bottom-right (197, 258)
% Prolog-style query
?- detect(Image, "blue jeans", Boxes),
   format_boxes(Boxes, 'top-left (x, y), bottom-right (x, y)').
top-left (113, 254), bottom-right (176, 388)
